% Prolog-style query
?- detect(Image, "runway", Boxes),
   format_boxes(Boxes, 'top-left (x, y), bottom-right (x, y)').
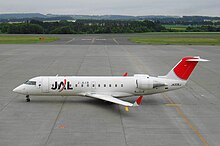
top-left (0, 36), bottom-right (219, 145)
top-left (47, 34), bottom-right (140, 45)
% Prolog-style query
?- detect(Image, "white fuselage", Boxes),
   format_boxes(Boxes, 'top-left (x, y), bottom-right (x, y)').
top-left (13, 74), bottom-right (186, 98)
top-left (12, 56), bottom-right (208, 106)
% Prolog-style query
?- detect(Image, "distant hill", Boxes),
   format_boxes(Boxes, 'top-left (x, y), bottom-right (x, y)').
top-left (0, 13), bottom-right (181, 20)
top-left (0, 13), bottom-right (47, 19)
top-left (0, 13), bottom-right (220, 24)
top-left (46, 14), bottom-right (180, 20)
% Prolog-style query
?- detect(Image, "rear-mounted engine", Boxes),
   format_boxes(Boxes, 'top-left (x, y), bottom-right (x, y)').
top-left (134, 74), bottom-right (166, 90)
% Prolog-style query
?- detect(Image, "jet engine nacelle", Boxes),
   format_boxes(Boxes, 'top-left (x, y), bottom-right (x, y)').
top-left (134, 74), bottom-right (167, 90)
top-left (137, 78), bottom-right (153, 89)
top-left (135, 74), bottom-right (153, 90)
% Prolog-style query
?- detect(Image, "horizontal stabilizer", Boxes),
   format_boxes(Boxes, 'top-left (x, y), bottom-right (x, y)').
top-left (186, 58), bottom-right (209, 62)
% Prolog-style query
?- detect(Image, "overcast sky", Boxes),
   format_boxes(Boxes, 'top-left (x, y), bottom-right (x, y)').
top-left (0, 0), bottom-right (219, 16)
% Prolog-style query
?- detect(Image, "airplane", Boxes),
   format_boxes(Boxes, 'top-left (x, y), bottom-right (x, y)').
top-left (13, 56), bottom-right (208, 107)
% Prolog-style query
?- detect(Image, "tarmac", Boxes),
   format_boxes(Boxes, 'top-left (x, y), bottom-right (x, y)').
top-left (0, 34), bottom-right (219, 146)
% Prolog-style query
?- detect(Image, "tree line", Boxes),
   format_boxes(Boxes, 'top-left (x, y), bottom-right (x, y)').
top-left (0, 19), bottom-right (220, 34)
top-left (186, 25), bottom-right (220, 32)
top-left (0, 20), bottom-right (165, 34)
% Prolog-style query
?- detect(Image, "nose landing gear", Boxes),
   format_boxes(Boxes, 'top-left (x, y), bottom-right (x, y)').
top-left (26, 95), bottom-right (30, 102)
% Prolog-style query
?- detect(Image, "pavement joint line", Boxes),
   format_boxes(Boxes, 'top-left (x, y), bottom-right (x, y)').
top-left (45, 58), bottom-right (56, 72)
top-left (127, 46), bottom-right (150, 73)
top-left (0, 95), bottom-right (18, 114)
top-left (76, 46), bottom-right (91, 75)
top-left (119, 106), bottom-right (128, 146)
top-left (44, 96), bottom-right (67, 146)
top-left (187, 78), bottom-right (216, 103)
top-left (65, 38), bottom-right (75, 44)
top-left (105, 45), bottom-right (131, 143)
top-left (108, 45), bottom-right (128, 145)
top-left (113, 38), bottom-right (119, 45)
top-left (120, 46), bottom-right (149, 74)
top-left (163, 93), bottom-right (210, 146)
top-left (105, 45), bottom-right (113, 76)
top-left (165, 104), bottom-right (181, 107)
top-left (91, 38), bottom-right (95, 44)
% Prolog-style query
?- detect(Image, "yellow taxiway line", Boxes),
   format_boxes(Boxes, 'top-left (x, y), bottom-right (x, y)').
top-left (163, 93), bottom-right (209, 146)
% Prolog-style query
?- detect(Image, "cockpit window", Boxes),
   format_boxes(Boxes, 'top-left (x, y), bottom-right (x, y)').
top-left (24, 80), bottom-right (36, 85)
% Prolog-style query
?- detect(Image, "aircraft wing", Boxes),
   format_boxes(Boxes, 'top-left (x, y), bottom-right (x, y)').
top-left (85, 93), bottom-right (143, 107)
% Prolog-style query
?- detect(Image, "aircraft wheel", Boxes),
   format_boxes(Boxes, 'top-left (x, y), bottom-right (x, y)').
top-left (26, 95), bottom-right (30, 102)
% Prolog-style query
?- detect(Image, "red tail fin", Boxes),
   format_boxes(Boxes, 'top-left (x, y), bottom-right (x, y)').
top-left (174, 57), bottom-right (198, 80)
top-left (166, 56), bottom-right (208, 80)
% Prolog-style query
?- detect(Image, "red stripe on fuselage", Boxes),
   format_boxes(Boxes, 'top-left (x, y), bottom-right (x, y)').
top-left (59, 79), bottom-right (67, 92)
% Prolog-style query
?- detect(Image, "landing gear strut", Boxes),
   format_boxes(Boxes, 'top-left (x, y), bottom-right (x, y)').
top-left (26, 95), bottom-right (30, 102)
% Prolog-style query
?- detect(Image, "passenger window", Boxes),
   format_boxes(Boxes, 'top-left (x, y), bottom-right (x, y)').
top-left (98, 84), bottom-right (100, 87)
top-left (121, 84), bottom-right (123, 87)
top-left (87, 84), bottom-right (89, 87)
top-left (115, 84), bottom-right (117, 87)
top-left (92, 84), bottom-right (95, 87)
top-left (104, 84), bottom-right (106, 87)
top-left (75, 84), bottom-right (77, 87)
top-left (109, 84), bottom-right (111, 87)
top-left (81, 84), bottom-right (83, 87)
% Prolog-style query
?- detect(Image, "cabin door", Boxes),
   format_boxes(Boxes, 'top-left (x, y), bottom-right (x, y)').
top-left (41, 78), bottom-right (49, 93)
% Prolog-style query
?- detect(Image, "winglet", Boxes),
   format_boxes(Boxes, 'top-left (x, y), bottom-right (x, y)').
top-left (123, 72), bottom-right (128, 76)
top-left (133, 96), bottom-right (143, 107)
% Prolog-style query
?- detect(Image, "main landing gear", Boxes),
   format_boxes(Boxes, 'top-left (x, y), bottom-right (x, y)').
top-left (26, 95), bottom-right (30, 102)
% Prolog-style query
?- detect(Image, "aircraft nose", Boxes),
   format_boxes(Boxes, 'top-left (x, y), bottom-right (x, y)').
top-left (13, 85), bottom-right (25, 94)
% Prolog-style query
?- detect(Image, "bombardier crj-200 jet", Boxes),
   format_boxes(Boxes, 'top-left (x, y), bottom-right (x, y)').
top-left (13, 56), bottom-right (208, 108)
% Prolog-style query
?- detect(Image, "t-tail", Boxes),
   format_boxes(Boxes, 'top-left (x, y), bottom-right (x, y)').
top-left (165, 56), bottom-right (209, 81)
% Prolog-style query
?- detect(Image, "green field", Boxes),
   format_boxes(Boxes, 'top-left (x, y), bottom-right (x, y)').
top-left (129, 32), bottom-right (220, 45)
top-left (0, 36), bottom-right (59, 44)
top-left (163, 25), bottom-right (189, 31)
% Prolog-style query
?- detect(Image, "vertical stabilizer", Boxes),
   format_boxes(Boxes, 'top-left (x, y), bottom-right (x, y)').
top-left (165, 56), bottom-right (209, 80)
